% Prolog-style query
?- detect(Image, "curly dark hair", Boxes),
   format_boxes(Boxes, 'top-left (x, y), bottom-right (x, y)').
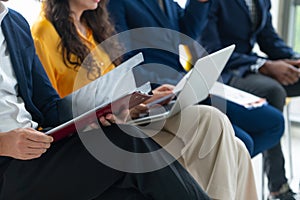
top-left (43, 0), bottom-right (123, 79)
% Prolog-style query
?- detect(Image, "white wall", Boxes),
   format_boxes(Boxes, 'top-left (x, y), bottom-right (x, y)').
top-left (3, 0), bottom-right (41, 26)
top-left (175, 0), bottom-right (187, 8)
top-left (271, 0), bottom-right (280, 29)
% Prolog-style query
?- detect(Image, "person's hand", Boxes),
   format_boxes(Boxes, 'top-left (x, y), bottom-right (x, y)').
top-left (130, 103), bottom-right (148, 119)
top-left (98, 108), bottom-right (130, 126)
top-left (0, 128), bottom-right (53, 160)
top-left (145, 84), bottom-right (175, 105)
top-left (198, 0), bottom-right (209, 2)
top-left (259, 60), bottom-right (300, 85)
top-left (129, 84), bottom-right (175, 119)
top-left (283, 59), bottom-right (300, 68)
top-left (100, 84), bottom-right (176, 123)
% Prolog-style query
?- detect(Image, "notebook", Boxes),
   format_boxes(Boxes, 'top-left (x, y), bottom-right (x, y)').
top-left (127, 45), bottom-right (235, 125)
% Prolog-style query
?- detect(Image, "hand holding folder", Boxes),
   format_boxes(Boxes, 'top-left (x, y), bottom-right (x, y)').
top-left (46, 89), bottom-right (151, 141)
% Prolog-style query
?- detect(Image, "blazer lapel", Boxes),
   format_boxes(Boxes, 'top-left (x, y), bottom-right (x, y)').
top-left (254, 0), bottom-right (265, 32)
top-left (140, 0), bottom-right (173, 29)
top-left (234, 0), bottom-right (252, 22)
top-left (163, 0), bottom-right (176, 27)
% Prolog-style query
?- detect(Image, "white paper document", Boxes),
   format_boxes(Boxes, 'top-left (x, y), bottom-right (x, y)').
top-left (71, 53), bottom-right (144, 117)
top-left (45, 53), bottom-right (147, 141)
top-left (209, 82), bottom-right (267, 109)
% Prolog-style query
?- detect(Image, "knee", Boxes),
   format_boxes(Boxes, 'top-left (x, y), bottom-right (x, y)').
top-left (194, 105), bottom-right (237, 142)
top-left (259, 106), bottom-right (285, 140)
top-left (190, 105), bottom-right (230, 123)
top-left (232, 125), bottom-right (254, 156)
top-left (182, 105), bottom-right (235, 158)
top-left (188, 105), bottom-right (233, 132)
top-left (270, 109), bottom-right (285, 139)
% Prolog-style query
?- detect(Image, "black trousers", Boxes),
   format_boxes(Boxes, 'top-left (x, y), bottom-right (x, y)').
top-left (0, 124), bottom-right (210, 200)
top-left (229, 73), bottom-right (300, 192)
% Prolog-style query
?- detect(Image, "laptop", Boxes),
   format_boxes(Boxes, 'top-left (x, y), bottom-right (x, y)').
top-left (127, 45), bottom-right (235, 125)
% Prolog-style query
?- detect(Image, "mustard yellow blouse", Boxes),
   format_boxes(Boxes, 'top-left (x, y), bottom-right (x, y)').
top-left (31, 13), bottom-right (115, 98)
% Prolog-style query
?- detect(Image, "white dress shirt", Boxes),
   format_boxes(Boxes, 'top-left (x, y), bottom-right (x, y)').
top-left (157, 0), bottom-right (165, 13)
top-left (244, 0), bottom-right (258, 27)
top-left (0, 2), bottom-right (38, 132)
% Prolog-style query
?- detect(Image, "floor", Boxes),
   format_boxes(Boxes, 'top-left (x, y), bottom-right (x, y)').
top-left (252, 121), bottom-right (300, 200)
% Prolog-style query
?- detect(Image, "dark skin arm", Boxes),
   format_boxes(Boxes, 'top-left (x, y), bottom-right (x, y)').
top-left (259, 59), bottom-right (300, 85)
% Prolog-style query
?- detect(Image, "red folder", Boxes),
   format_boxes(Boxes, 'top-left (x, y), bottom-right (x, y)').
top-left (45, 92), bottom-right (151, 141)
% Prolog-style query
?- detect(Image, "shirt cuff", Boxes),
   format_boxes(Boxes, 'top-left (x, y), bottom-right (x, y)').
top-left (291, 52), bottom-right (300, 60)
top-left (250, 58), bottom-right (267, 73)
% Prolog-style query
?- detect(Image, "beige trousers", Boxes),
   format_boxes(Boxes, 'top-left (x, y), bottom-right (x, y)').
top-left (138, 105), bottom-right (258, 200)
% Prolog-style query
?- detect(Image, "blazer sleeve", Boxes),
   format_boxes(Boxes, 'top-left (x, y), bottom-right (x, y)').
top-left (31, 51), bottom-right (62, 128)
top-left (256, 0), bottom-right (295, 59)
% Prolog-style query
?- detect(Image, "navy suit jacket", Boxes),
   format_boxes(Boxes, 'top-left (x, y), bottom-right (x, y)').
top-left (200, 0), bottom-right (296, 83)
top-left (1, 9), bottom-right (61, 128)
top-left (108, 0), bottom-right (210, 86)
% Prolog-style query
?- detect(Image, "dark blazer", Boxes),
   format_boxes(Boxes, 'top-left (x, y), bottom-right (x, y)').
top-left (200, 0), bottom-right (296, 83)
top-left (107, 0), bottom-right (210, 86)
top-left (1, 9), bottom-right (61, 128)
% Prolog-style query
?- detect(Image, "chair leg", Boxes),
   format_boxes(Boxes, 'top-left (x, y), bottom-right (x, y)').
top-left (285, 102), bottom-right (293, 181)
top-left (262, 155), bottom-right (265, 200)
